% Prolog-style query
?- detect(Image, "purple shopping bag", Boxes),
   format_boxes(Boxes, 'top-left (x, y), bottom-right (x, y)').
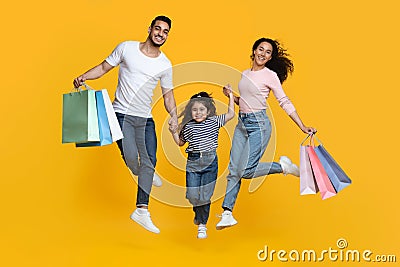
top-left (313, 136), bottom-right (351, 193)
top-left (299, 135), bottom-right (318, 195)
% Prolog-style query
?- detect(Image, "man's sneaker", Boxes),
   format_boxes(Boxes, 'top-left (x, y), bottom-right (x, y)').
top-left (130, 209), bottom-right (160, 234)
top-left (152, 173), bottom-right (162, 187)
top-left (279, 156), bottom-right (300, 177)
top-left (216, 210), bottom-right (238, 230)
top-left (197, 224), bottom-right (207, 239)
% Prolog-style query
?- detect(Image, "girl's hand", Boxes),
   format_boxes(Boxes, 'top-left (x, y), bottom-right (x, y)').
top-left (168, 124), bottom-right (177, 134)
top-left (168, 115), bottom-right (178, 133)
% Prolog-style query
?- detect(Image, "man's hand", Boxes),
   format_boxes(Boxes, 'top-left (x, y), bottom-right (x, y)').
top-left (73, 75), bottom-right (86, 88)
top-left (168, 115), bottom-right (178, 133)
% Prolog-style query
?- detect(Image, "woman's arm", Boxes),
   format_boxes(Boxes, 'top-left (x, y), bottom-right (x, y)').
top-left (288, 111), bottom-right (317, 134)
top-left (268, 74), bottom-right (316, 134)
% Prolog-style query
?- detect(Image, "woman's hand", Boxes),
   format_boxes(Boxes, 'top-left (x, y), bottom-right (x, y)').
top-left (301, 126), bottom-right (317, 134)
top-left (223, 84), bottom-right (232, 97)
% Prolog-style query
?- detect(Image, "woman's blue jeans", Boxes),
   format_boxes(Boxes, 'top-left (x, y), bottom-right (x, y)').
top-left (186, 151), bottom-right (218, 225)
top-left (222, 110), bottom-right (282, 211)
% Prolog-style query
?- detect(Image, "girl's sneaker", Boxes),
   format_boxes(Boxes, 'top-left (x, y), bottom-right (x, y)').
top-left (197, 224), bottom-right (207, 239)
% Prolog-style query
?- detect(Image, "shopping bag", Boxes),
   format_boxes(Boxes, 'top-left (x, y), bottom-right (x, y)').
top-left (314, 139), bottom-right (351, 192)
top-left (76, 90), bottom-right (113, 147)
top-left (299, 135), bottom-right (318, 195)
top-left (307, 139), bottom-right (336, 200)
top-left (99, 89), bottom-right (123, 142)
top-left (62, 87), bottom-right (99, 143)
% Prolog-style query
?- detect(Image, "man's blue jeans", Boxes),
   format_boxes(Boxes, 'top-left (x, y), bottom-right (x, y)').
top-left (222, 110), bottom-right (283, 211)
top-left (116, 113), bottom-right (157, 207)
top-left (186, 151), bottom-right (218, 225)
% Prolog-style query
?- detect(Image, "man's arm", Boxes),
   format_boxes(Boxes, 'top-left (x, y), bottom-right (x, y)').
top-left (162, 87), bottom-right (178, 132)
top-left (73, 60), bottom-right (114, 88)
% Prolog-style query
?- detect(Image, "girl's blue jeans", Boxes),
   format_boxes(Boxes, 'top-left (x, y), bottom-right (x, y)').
top-left (186, 151), bottom-right (218, 225)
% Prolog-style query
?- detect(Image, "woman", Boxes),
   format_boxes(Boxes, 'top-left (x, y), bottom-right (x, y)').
top-left (216, 38), bottom-right (316, 230)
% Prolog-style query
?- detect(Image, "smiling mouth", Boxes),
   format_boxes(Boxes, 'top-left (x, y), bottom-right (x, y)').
top-left (154, 36), bottom-right (164, 42)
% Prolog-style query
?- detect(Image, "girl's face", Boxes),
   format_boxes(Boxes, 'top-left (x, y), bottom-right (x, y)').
top-left (191, 101), bottom-right (209, 123)
top-left (253, 41), bottom-right (273, 67)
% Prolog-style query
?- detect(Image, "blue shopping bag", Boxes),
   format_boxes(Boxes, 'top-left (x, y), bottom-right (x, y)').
top-left (76, 90), bottom-right (112, 147)
top-left (313, 136), bottom-right (351, 193)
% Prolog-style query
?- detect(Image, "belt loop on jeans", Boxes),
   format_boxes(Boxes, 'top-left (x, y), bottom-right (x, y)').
top-left (239, 110), bottom-right (266, 118)
top-left (188, 151), bottom-right (216, 158)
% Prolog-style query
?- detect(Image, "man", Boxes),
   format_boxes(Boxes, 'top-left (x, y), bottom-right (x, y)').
top-left (73, 15), bottom-right (177, 234)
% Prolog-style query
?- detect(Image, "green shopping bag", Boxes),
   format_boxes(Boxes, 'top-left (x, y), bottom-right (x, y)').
top-left (62, 86), bottom-right (100, 143)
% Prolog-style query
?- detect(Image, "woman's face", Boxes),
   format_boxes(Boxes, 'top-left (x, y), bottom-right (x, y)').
top-left (191, 101), bottom-right (209, 123)
top-left (253, 41), bottom-right (273, 67)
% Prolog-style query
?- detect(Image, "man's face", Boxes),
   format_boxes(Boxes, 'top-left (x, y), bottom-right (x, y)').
top-left (148, 20), bottom-right (170, 47)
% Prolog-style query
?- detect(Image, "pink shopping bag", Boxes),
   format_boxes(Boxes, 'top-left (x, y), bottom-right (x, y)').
top-left (307, 144), bottom-right (336, 200)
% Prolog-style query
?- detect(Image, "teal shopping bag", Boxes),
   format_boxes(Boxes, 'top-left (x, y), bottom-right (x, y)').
top-left (76, 90), bottom-right (113, 147)
top-left (62, 86), bottom-right (100, 143)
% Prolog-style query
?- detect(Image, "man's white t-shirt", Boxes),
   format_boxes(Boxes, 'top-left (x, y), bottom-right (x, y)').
top-left (105, 41), bottom-right (173, 118)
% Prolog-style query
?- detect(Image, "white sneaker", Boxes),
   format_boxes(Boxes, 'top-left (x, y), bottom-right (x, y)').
top-left (216, 210), bottom-right (238, 230)
top-left (130, 209), bottom-right (160, 234)
top-left (197, 224), bottom-right (207, 239)
top-left (279, 156), bottom-right (300, 177)
top-left (152, 172), bottom-right (162, 187)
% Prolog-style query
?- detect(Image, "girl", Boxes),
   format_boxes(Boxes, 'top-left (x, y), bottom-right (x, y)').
top-left (170, 91), bottom-right (234, 238)
top-left (216, 38), bottom-right (317, 230)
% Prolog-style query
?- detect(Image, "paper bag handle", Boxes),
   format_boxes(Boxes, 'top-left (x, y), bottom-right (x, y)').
top-left (301, 133), bottom-right (324, 147)
top-left (70, 82), bottom-right (95, 93)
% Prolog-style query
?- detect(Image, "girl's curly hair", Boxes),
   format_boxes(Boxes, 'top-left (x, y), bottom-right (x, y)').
top-left (178, 91), bottom-right (216, 134)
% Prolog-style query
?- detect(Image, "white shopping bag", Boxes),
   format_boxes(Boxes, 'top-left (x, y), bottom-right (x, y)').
top-left (99, 89), bottom-right (124, 142)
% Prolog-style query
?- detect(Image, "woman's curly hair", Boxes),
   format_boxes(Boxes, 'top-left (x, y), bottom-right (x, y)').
top-left (251, 38), bottom-right (294, 83)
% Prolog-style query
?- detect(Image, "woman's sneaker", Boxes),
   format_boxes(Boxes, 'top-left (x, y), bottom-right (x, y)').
top-left (216, 210), bottom-right (238, 230)
top-left (279, 156), bottom-right (300, 177)
top-left (197, 224), bottom-right (207, 239)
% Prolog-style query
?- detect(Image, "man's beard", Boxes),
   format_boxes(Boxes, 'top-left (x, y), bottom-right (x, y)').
top-left (150, 35), bottom-right (165, 47)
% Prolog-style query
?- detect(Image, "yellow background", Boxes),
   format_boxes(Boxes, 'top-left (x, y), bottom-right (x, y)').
top-left (1, 0), bottom-right (399, 266)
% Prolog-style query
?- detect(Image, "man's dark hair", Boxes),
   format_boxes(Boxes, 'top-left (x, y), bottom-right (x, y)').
top-left (150, 15), bottom-right (172, 29)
